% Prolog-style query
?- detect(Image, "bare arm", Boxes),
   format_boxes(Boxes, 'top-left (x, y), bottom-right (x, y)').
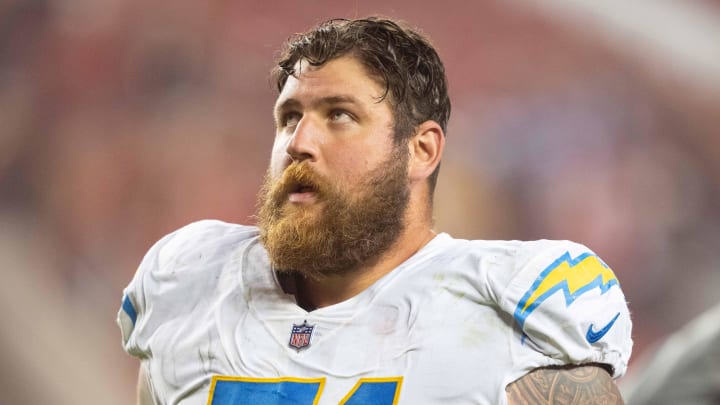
top-left (137, 365), bottom-right (155, 405)
top-left (506, 365), bottom-right (624, 405)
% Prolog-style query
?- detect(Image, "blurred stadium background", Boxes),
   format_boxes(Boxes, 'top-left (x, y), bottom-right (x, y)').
top-left (1, 0), bottom-right (718, 403)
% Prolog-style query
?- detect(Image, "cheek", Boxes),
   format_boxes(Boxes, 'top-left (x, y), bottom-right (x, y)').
top-left (328, 157), bottom-right (384, 195)
top-left (269, 139), bottom-right (289, 177)
top-left (326, 153), bottom-right (366, 182)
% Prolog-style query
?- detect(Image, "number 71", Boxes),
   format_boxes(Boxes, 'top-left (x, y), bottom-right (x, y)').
top-left (207, 375), bottom-right (403, 405)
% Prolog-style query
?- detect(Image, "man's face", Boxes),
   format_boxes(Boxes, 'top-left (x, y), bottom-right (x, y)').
top-left (257, 55), bottom-right (410, 279)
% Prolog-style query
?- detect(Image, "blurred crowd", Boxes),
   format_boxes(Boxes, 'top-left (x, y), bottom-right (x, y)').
top-left (1, 1), bottom-right (718, 404)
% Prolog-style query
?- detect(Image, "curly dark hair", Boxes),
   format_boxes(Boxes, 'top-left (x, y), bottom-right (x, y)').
top-left (272, 17), bottom-right (451, 192)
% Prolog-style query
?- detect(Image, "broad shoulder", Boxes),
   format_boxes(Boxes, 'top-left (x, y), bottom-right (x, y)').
top-left (445, 235), bottom-right (632, 379)
top-left (448, 236), bottom-right (592, 266)
top-left (506, 365), bottom-right (625, 404)
top-left (162, 219), bottom-right (259, 254)
top-left (431, 236), bottom-right (604, 302)
top-left (152, 220), bottom-right (259, 267)
top-left (443, 237), bottom-right (597, 289)
top-left (118, 220), bottom-right (261, 356)
top-left (130, 219), bottom-right (260, 302)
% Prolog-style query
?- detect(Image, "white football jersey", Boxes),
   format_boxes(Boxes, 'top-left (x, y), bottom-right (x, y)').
top-left (118, 220), bottom-right (632, 405)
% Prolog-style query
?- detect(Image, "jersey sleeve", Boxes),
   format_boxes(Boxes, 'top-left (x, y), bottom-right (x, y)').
top-left (117, 226), bottom-right (178, 358)
top-left (497, 240), bottom-right (633, 378)
top-left (116, 219), bottom-right (257, 358)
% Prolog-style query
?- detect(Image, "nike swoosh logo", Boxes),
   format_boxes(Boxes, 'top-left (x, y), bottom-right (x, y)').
top-left (586, 312), bottom-right (621, 343)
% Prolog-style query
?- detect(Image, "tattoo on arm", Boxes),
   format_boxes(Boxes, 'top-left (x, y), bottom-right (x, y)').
top-left (506, 365), bottom-right (624, 405)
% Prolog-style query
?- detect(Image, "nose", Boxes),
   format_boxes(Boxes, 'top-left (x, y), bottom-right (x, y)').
top-left (286, 116), bottom-right (319, 164)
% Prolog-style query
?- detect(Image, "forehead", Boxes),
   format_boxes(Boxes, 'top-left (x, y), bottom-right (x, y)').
top-left (275, 56), bottom-right (387, 109)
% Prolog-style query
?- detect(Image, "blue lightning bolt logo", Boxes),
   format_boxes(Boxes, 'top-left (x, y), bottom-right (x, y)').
top-left (514, 251), bottom-right (619, 329)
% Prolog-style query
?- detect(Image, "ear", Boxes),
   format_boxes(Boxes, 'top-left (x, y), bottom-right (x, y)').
top-left (408, 120), bottom-right (445, 183)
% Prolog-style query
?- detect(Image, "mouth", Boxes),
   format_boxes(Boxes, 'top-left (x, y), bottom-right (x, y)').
top-left (287, 181), bottom-right (318, 203)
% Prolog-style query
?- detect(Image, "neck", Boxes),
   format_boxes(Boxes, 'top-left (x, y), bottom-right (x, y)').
top-left (290, 223), bottom-right (436, 311)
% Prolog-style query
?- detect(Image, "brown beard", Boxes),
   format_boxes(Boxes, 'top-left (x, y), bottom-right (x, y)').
top-left (257, 147), bottom-right (409, 280)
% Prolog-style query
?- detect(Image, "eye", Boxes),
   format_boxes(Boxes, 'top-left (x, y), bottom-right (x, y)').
top-left (329, 109), bottom-right (353, 124)
top-left (282, 112), bottom-right (301, 129)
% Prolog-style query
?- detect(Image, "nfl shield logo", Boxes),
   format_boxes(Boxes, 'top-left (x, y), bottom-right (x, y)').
top-left (289, 320), bottom-right (315, 351)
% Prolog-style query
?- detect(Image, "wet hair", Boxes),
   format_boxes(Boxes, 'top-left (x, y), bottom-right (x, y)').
top-left (272, 17), bottom-right (451, 192)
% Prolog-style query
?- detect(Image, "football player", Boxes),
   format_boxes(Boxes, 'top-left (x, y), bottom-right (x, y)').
top-left (118, 17), bottom-right (632, 404)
